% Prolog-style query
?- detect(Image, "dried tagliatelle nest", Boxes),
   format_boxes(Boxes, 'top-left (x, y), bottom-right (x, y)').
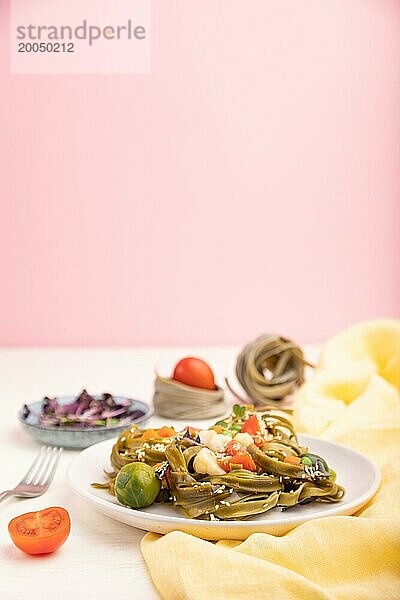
top-left (153, 375), bottom-right (226, 420)
top-left (229, 334), bottom-right (312, 407)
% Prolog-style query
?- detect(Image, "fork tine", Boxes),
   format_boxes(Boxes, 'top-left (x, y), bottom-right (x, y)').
top-left (21, 446), bottom-right (46, 484)
top-left (33, 446), bottom-right (56, 486)
top-left (39, 447), bottom-right (63, 488)
top-left (26, 446), bottom-right (52, 485)
top-left (35, 446), bottom-right (58, 486)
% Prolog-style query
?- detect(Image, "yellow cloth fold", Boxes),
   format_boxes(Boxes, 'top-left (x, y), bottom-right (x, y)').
top-left (141, 320), bottom-right (400, 600)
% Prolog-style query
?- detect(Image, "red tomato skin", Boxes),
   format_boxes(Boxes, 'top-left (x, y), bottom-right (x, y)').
top-left (225, 440), bottom-right (245, 456)
top-left (241, 415), bottom-right (260, 436)
top-left (217, 457), bottom-right (231, 472)
top-left (229, 454), bottom-right (257, 471)
top-left (172, 357), bottom-right (216, 390)
top-left (218, 454), bottom-right (256, 472)
top-left (222, 440), bottom-right (257, 471)
top-left (8, 507), bottom-right (71, 555)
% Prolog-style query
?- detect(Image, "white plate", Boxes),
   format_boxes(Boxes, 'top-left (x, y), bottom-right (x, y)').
top-left (68, 435), bottom-right (380, 540)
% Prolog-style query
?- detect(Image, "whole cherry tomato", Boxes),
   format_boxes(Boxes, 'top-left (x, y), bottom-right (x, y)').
top-left (172, 357), bottom-right (216, 390)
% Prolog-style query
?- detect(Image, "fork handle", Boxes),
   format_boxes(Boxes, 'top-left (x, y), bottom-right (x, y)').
top-left (0, 490), bottom-right (14, 504)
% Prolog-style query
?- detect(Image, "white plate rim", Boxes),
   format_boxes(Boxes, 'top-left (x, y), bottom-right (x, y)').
top-left (68, 435), bottom-right (381, 531)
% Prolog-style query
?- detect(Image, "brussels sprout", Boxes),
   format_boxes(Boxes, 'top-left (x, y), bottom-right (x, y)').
top-left (115, 463), bottom-right (161, 509)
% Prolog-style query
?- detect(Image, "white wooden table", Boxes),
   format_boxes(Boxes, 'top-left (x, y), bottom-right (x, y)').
top-left (0, 346), bottom-right (318, 600)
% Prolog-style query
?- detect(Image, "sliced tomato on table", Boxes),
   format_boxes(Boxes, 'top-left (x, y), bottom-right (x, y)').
top-left (8, 507), bottom-right (70, 555)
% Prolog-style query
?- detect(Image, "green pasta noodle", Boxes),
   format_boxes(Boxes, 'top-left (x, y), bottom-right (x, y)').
top-left (92, 405), bottom-right (345, 521)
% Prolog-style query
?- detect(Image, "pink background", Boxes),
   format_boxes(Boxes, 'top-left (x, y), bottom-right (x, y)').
top-left (0, 0), bottom-right (399, 346)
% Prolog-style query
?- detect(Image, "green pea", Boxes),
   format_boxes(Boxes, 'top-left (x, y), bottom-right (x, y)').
top-left (229, 424), bottom-right (242, 432)
top-left (301, 456), bottom-right (313, 466)
top-left (222, 431), bottom-right (233, 437)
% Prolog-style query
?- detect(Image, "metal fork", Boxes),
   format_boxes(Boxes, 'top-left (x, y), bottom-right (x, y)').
top-left (0, 446), bottom-right (63, 504)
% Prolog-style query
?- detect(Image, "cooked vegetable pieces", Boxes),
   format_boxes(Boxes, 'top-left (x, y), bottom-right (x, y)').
top-left (93, 405), bottom-right (345, 521)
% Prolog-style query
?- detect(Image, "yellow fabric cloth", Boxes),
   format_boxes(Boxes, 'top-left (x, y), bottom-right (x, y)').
top-left (141, 319), bottom-right (400, 600)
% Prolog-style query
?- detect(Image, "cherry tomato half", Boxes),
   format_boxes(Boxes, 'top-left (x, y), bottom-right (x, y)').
top-left (8, 507), bottom-right (71, 555)
top-left (172, 357), bottom-right (216, 390)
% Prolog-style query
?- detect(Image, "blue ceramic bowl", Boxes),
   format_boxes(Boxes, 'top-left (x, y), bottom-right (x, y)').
top-left (18, 396), bottom-right (153, 449)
